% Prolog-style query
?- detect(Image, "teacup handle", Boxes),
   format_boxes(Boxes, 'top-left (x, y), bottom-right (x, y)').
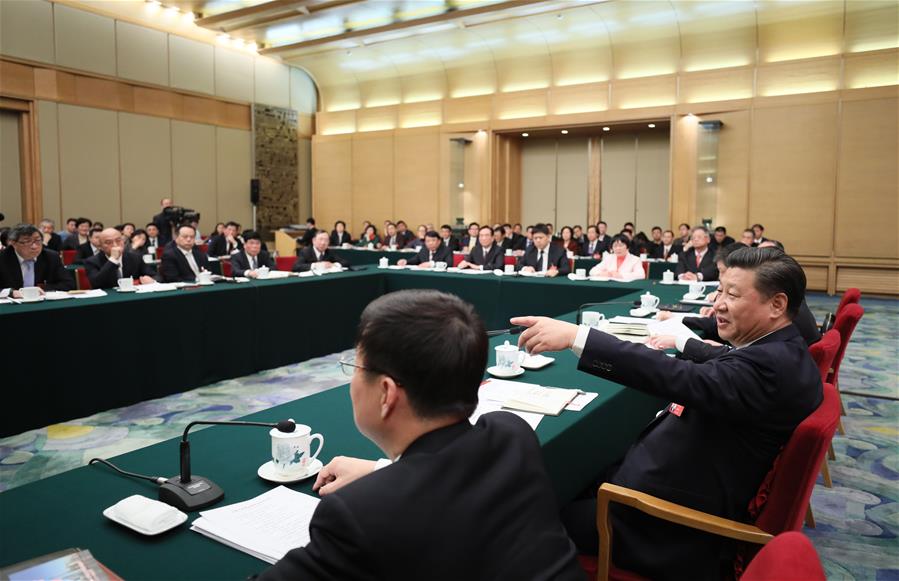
top-left (517, 351), bottom-right (527, 364)
top-left (648, 296), bottom-right (660, 308)
top-left (307, 433), bottom-right (324, 463)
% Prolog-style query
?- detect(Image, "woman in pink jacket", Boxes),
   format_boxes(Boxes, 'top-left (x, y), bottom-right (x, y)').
top-left (589, 234), bottom-right (645, 280)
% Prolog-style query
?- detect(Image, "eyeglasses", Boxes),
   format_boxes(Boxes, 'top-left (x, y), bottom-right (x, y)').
top-left (338, 357), bottom-right (369, 377)
top-left (14, 238), bottom-right (42, 247)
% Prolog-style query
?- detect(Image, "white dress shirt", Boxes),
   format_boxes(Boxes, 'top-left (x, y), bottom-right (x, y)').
top-left (179, 247), bottom-right (200, 277)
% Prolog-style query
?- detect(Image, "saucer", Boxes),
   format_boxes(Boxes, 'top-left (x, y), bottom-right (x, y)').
top-left (195, 281), bottom-right (215, 286)
top-left (258, 458), bottom-right (323, 484)
top-left (486, 365), bottom-right (525, 378)
top-left (521, 354), bottom-right (554, 370)
top-left (116, 288), bottom-right (137, 292)
top-left (682, 292), bottom-right (705, 301)
top-left (589, 275), bottom-right (611, 282)
top-left (629, 307), bottom-right (657, 318)
top-left (20, 296), bottom-right (44, 303)
top-left (659, 280), bottom-right (675, 285)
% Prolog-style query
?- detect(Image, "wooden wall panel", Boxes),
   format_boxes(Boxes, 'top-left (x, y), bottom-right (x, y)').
top-left (634, 132), bottom-right (670, 233)
top-left (444, 96), bottom-right (491, 124)
top-left (118, 113), bottom-right (172, 225)
top-left (612, 75), bottom-right (677, 109)
top-left (169, 35), bottom-right (215, 95)
top-left (394, 132), bottom-right (440, 229)
top-left (255, 57), bottom-right (290, 109)
top-left (54, 4), bottom-right (116, 77)
top-left (600, 134), bottom-right (637, 229)
top-left (836, 267), bottom-right (899, 294)
top-left (712, 110), bottom-right (751, 234)
top-left (352, 134), bottom-right (394, 228)
top-left (172, 121), bottom-right (217, 230)
top-left (520, 138), bottom-right (557, 227)
top-left (0, 110), bottom-right (22, 225)
top-left (57, 104), bottom-right (120, 226)
top-left (749, 102), bottom-right (838, 256)
top-left (549, 83), bottom-right (608, 115)
top-left (312, 137), bottom-right (353, 231)
top-left (494, 90), bottom-right (547, 121)
top-left (835, 97), bottom-right (899, 259)
top-left (356, 106), bottom-right (397, 133)
top-left (801, 265), bottom-right (829, 291)
top-left (115, 21), bottom-right (168, 87)
top-left (681, 68), bottom-right (754, 104)
top-left (0, 0), bottom-right (54, 64)
top-left (0, 60), bottom-right (35, 98)
top-left (214, 46), bottom-right (253, 103)
top-left (37, 100), bottom-right (60, 225)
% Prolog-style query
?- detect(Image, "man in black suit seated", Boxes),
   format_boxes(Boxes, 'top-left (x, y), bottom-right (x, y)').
top-left (62, 217), bottom-right (92, 251)
top-left (457, 225), bottom-right (505, 271)
top-left (651, 229), bottom-right (679, 261)
top-left (594, 221), bottom-right (611, 255)
top-left (647, 226), bottom-right (663, 256)
top-left (293, 230), bottom-right (349, 272)
top-left (709, 226), bottom-right (736, 255)
top-left (84, 228), bottom-right (156, 289)
top-left (76, 227), bottom-right (103, 263)
top-left (460, 222), bottom-right (480, 253)
top-left (329, 220), bottom-right (352, 247)
top-left (675, 226), bottom-right (718, 282)
top-left (159, 224), bottom-right (210, 283)
top-left (0, 223), bottom-right (74, 296)
top-left (580, 225), bottom-right (603, 258)
top-left (39, 219), bottom-right (62, 252)
top-left (493, 225), bottom-right (513, 252)
top-left (395, 220), bottom-right (415, 248)
top-left (438, 224), bottom-right (460, 252)
top-left (516, 223), bottom-right (571, 278)
top-left (256, 290), bottom-right (584, 581)
top-left (230, 230), bottom-right (274, 278)
top-left (751, 223), bottom-right (768, 247)
top-left (739, 228), bottom-right (755, 246)
top-left (207, 221), bottom-right (243, 257)
top-left (511, 247), bottom-right (822, 579)
top-left (397, 230), bottom-right (452, 268)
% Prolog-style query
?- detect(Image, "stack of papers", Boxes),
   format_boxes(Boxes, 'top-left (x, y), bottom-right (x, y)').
top-left (192, 486), bottom-right (320, 564)
top-left (135, 283), bottom-right (178, 293)
top-left (479, 379), bottom-right (581, 416)
top-left (607, 322), bottom-right (650, 337)
top-left (71, 289), bottom-right (107, 299)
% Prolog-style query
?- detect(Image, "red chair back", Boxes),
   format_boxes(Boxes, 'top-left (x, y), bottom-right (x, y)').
top-left (808, 330), bottom-right (841, 383)
top-left (829, 303), bottom-right (864, 385)
top-left (198, 243), bottom-right (209, 254)
top-left (155, 247), bottom-right (164, 259)
top-left (504, 255), bottom-right (516, 266)
top-left (742, 532), bottom-right (825, 581)
top-left (835, 288), bottom-right (860, 316)
top-left (62, 250), bottom-right (77, 265)
top-left (275, 256), bottom-right (294, 271)
top-left (642, 261), bottom-right (649, 279)
top-left (76, 268), bottom-right (91, 290)
top-left (221, 261), bottom-right (232, 277)
top-left (752, 383), bottom-right (840, 535)
top-left (453, 253), bottom-right (464, 267)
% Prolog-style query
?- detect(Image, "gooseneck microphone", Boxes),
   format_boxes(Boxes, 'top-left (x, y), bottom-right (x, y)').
top-left (91, 419), bottom-right (295, 512)
top-left (486, 326), bottom-right (526, 337)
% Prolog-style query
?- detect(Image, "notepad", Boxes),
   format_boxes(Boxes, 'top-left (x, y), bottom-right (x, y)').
top-left (191, 486), bottom-right (320, 564)
top-left (479, 379), bottom-right (579, 416)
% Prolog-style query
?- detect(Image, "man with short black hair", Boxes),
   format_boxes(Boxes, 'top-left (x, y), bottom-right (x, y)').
top-left (439, 224), bottom-right (460, 252)
top-left (751, 224), bottom-right (767, 246)
top-left (458, 226), bottom-right (504, 271)
top-left (383, 222), bottom-right (401, 249)
top-left (59, 218), bottom-right (77, 243)
top-left (258, 290), bottom-right (583, 581)
top-left (231, 230), bottom-right (274, 278)
top-left (461, 222), bottom-right (480, 253)
top-left (159, 224), bottom-right (210, 283)
top-left (675, 226), bottom-right (718, 281)
top-left (208, 221), bottom-right (243, 257)
top-left (76, 227), bottom-right (103, 262)
top-left (152, 198), bottom-right (176, 246)
top-left (395, 220), bottom-right (414, 248)
top-left (648, 226), bottom-right (663, 255)
top-left (62, 218), bottom-right (92, 251)
top-left (651, 229), bottom-right (679, 261)
top-left (709, 226), bottom-right (735, 255)
top-left (581, 225), bottom-right (603, 258)
top-left (516, 223), bottom-right (570, 277)
top-left (145, 223), bottom-right (162, 250)
top-left (511, 247), bottom-right (822, 579)
top-left (293, 230), bottom-right (349, 272)
top-left (84, 228), bottom-right (156, 289)
top-left (398, 231), bottom-right (452, 268)
top-left (0, 223), bottom-right (74, 295)
top-left (298, 217), bottom-right (318, 248)
top-left (595, 221), bottom-right (611, 254)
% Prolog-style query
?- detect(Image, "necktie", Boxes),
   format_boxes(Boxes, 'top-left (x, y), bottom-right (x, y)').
top-left (22, 259), bottom-right (34, 287)
top-left (429, 251), bottom-right (434, 262)
top-left (537, 251), bottom-right (544, 272)
top-left (696, 253), bottom-right (702, 268)
top-left (116, 258), bottom-right (123, 279)
top-left (590, 241), bottom-right (595, 253)
top-left (251, 256), bottom-right (257, 270)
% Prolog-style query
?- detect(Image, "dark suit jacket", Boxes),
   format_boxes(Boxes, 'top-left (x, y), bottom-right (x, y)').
top-left (230, 250), bottom-right (274, 277)
top-left (76, 242), bottom-right (100, 263)
top-left (292, 246), bottom-right (349, 272)
top-left (651, 244), bottom-right (679, 261)
top-left (578, 325), bottom-right (822, 579)
top-left (152, 212), bottom-right (174, 246)
top-left (684, 299), bottom-right (821, 348)
top-left (465, 243), bottom-right (505, 270)
top-left (441, 236), bottom-right (461, 252)
top-left (709, 236), bottom-right (736, 256)
top-left (510, 233), bottom-right (527, 251)
top-left (83, 251), bottom-right (155, 289)
top-left (580, 238), bottom-right (605, 257)
top-left (207, 234), bottom-right (243, 257)
top-left (62, 235), bottom-right (86, 251)
top-left (329, 231), bottom-right (351, 246)
top-left (675, 248), bottom-right (718, 281)
top-left (158, 243), bottom-right (210, 283)
top-left (43, 233), bottom-right (62, 253)
top-left (256, 413), bottom-right (584, 581)
top-left (0, 247), bottom-right (74, 291)
top-left (405, 243), bottom-right (452, 266)
top-left (516, 244), bottom-right (571, 275)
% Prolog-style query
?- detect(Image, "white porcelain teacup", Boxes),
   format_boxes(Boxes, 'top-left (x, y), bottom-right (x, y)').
top-left (495, 341), bottom-right (526, 371)
top-left (575, 268), bottom-right (586, 278)
top-left (197, 271), bottom-right (213, 284)
top-left (256, 266), bottom-right (270, 279)
top-left (20, 286), bottom-right (41, 301)
top-left (582, 311), bottom-right (606, 328)
top-left (689, 281), bottom-right (705, 296)
top-left (640, 253), bottom-right (648, 261)
top-left (662, 270), bottom-right (675, 283)
top-left (641, 292), bottom-right (660, 310)
top-left (504, 264), bottom-right (515, 274)
top-left (434, 261), bottom-right (447, 271)
top-left (270, 423), bottom-right (324, 477)
top-left (117, 278), bottom-right (134, 291)
top-left (378, 257), bottom-right (389, 268)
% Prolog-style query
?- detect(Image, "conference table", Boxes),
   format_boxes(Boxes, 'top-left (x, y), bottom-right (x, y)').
top-left (0, 272), bottom-right (701, 580)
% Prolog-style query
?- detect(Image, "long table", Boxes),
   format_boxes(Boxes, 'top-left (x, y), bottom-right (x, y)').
top-left (0, 294), bottom-right (680, 580)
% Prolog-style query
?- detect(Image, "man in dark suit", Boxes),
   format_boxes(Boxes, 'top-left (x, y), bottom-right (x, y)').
top-left (460, 222), bottom-right (480, 254)
top-left (0, 223), bottom-right (74, 295)
top-left (439, 224), bottom-right (460, 252)
top-left (458, 226), bottom-right (505, 271)
top-left (517, 223), bottom-right (571, 277)
top-left (83, 228), bottom-right (156, 289)
top-left (151, 198), bottom-right (176, 246)
top-left (709, 227), bottom-right (736, 255)
top-left (76, 227), bottom-right (103, 263)
top-left (594, 221), bottom-right (612, 255)
top-left (39, 219), bottom-right (62, 252)
top-left (207, 221), bottom-right (243, 257)
top-left (751, 224), bottom-right (768, 247)
top-left (651, 229), bottom-right (679, 261)
top-left (512, 247), bottom-right (822, 579)
top-left (158, 224), bottom-right (210, 283)
top-left (62, 217), bottom-right (92, 251)
top-left (395, 220), bottom-right (415, 248)
top-left (397, 231), bottom-right (452, 267)
top-left (580, 225), bottom-right (604, 258)
top-left (293, 230), bottom-right (350, 272)
top-left (329, 221), bottom-right (352, 247)
top-left (676, 226), bottom-right (718, 281)
top-left (256, 290), bottom-right (583, 581)
top-left (493, 225), bottom-right (513, 252)
top-left (230, 230), bottom-right (274, 278)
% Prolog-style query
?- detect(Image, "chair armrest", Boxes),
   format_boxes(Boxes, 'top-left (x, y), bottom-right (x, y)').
top-left (595, 483), bottom-right (773, 581)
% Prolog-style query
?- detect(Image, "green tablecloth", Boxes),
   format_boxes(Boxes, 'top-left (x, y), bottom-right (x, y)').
top-left (330, 247), bottom-right (419, 266)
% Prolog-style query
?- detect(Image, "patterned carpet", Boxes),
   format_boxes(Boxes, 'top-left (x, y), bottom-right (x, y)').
top-left (1, 292), bottom-right (896, 578)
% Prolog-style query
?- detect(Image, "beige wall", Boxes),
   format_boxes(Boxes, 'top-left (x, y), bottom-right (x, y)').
top-left (600, 132), bottom-right (671, 233)
top-left (0, 110), bottom-right (22, 224)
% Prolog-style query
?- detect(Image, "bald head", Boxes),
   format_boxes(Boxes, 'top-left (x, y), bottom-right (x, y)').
top-left (99, 227), bottom-right (126, 257)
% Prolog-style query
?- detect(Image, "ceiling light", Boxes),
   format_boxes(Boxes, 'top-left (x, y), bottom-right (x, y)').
top-left (560, 129), bottom-right (569, 134)
top-left (248, 42), bottom-right (259, 52)
top-left (164, 6), bottom-right (179, 17)
top-left (217, 33), bottom-right (230, 44)
top-left (181, 11), bottom-right (195, 23)
top-left (521, 132), bottom-right (529, 137)
top-left (705, 176), bottom-right (714, 183)
top-left (648, 123), bottom-right (656, 128)
top-left (232, 38), bottom-right (245, 48)
top-left (145, 0), bottom-right (161, 13)
top-left (602, 126), bottom-right (610, 132)
top-left (458, 182), bottom-right (465, 189)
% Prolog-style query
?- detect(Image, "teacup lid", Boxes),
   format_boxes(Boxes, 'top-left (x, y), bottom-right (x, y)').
top-left (496, 340), bottom-right (517, 351)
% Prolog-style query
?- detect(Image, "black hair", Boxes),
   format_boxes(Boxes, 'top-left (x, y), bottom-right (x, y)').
top-left (440, 224), bottom-right (452, 231)
top-left (610, 234), bottom-right (630, 248)
top-left (355, 290), bottom-right (486, 419)
top-left (532, 223), bottom-right (550, 236)
top-left (651, 226), bottom-right (662, 232)
top-left (76, 217), bottom-right (92, 227)
top-left (715, 226), bottom-right (727, 234)
top-left (177, 224), bottom-right (196, 235)
top-left (8, 223), bottom-right (40, 242)
top-left (724, 247), bottom-right (805, 320)
top-left (479, 225), bottom-right (493, 235)
top-left (334, 220), bottom-right (346, 228)
top-left (714, 242), bottom-right (744, 264)
top-left (468, 222), bottom-right (479, 229)
top-left (598, 221), bottom-right (607, 227)
top-left (752, 223), bottom-right (764, 231)
top-left (242, 230), bottom-right (262, 242)
top-left (225, 221), bottom-right (240, 229)
top-left (306, 217), bottom-right (316, 225)
top-left (88, 227), bottom-right (103, 237)
top-left (425, 230), bottom-right (440, 239)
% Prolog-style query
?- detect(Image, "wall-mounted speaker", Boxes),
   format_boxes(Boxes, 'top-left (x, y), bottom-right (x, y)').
top-left (250, 179), bottom-right (260, 205)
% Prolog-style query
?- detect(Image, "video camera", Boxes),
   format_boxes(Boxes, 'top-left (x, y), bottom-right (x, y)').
top-left (162, 206), bottom-right (201, 225)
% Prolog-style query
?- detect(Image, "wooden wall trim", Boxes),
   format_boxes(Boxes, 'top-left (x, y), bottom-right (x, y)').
top-left (0, 97), bottom-right (42, 223)
top-left (0, 57), bottom-right (251, 130)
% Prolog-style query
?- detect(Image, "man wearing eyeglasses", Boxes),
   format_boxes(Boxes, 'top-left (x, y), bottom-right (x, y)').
top-left (0, 223), bottom-right (74, 297)
top-left (256, 290), bottom-right (583, 581)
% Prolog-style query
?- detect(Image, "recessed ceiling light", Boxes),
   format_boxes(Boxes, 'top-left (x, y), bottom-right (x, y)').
top-left (706, 176), bottom-right (714, 183)
top-left (164, 6), bottom-right (179, 17)
top-left (648, 123), bottom-right (656, 128)
top-left (521, 132), bottom-right (529, 137)
top-left (216, 33), bottom-right (230, 44)
top-left (561, 129), bottom-right (569, 134)
top-left (602, 126), bottom-right (610, 132)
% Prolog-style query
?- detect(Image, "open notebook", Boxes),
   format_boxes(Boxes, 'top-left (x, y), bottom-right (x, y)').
top-left (480, 379), bottom-right (580, 416)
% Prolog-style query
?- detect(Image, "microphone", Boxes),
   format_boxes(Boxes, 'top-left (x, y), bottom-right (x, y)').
top-left (157, 419), bottom-right (296, 511)
top-left (486, 325), bottom-right (526, 337)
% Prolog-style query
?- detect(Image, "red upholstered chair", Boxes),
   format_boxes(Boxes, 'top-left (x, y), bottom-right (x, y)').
top-left (641, 261), bottom-right (649, 279)
top-left (589, 383), bottom-right (840, 581)
top-left (809, 330), bottom-right (842, 485)
top-left (61, 250), bottom-right (77, 265)
top-left (275, 256), bottom-right (294, 271)
top-left (453, 253), bottom-right (464, 267)
top-left (155, 247), bottom-right (164, 260)
top-left (75, 268), bottom-right (91, 290)
top-left (221, 261), bottom-right (232, 277)
top-left (504, 255), bottom-right (516, 266)
top-left (741, 532), bottom-right (825, 581)
top-left (836, 288), bottom-right (861, 317)
top-left (198, 243), bottom-right (209, 254)
top-left (829, 303), bottom-right (864, 435)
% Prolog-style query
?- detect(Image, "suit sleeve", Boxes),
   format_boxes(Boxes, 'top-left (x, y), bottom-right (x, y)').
top-left (682, 315), bottom-right (723, 342)
top-left (701, 258), bottom-right (718, 281)
top-left (405, 250), bottom-right (423, 265)
top-left (489, 249), bottom-right (505, 270)
top-left (794, 301), bottom-right (821, 346)
top-left (230, 254), bottom-right (247, 277)
top-left (674, 252), bottom-right (688, 276)
top-left (554, 250), bottom-right (571, 275)
top-left (680, 338), bottom-right (730, 362)
top-left (158, 251), bottom-right (179, 282)
top-left (577, 328), bottom-right (780, 420)
top-left (86, 259), bottom-right (118, 289)
top-left (255, 495), bottom-right (377, 581)
top-left (331, 251), bottom-right (350, 267)
top-left (46, 256), bottom-right (75, 291)
top-left (292, 249), bottom-right (312, 272)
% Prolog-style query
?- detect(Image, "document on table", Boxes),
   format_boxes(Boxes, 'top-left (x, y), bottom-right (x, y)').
top-left (71, 289), bottom-right (107, 299)
top-left (646, 318), bottom-right (702, 343)
top-left (191, 486), bottom-right (320, 564)
top-left (479, 379), bottom-right (580, 416)
top-left (469, 401), bottom-right (543, 430)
